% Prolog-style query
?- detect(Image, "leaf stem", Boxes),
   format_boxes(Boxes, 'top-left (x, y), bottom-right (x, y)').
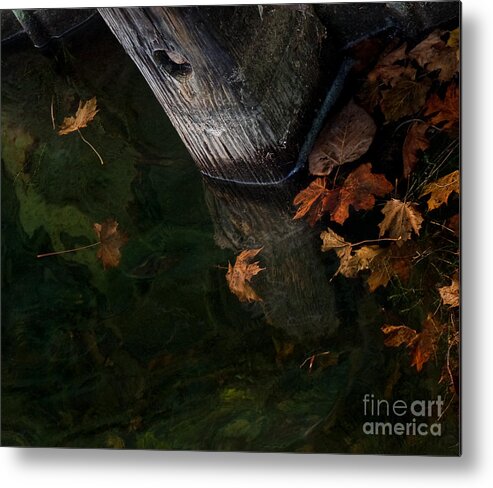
top-left (77, 129), bottom-right (104, 165)
top-left (332, 237), bottom-right (401, 249)
top-left (37, 241), bottom-right (100, 259)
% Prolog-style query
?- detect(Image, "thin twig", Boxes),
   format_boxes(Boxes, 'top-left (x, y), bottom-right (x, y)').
top-left (37, 241), bottom-right (100, 259)
top-left (77, 129), bottom-right (104, 165)
top-left (51, 95), bottom-right (56, 130)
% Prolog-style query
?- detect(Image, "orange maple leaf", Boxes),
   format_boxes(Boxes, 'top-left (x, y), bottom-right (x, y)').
top-left (382, 314), bottom-right (444, 372)
top-left (328, 163), bottom-right (393, 225)
top-left (293, 177), bottom-right (336, 227)
top-left (226, 248), bottom-right (265, 303)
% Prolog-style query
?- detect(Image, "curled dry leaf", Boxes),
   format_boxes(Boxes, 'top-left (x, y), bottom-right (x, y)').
top-left (424, 83), bottom-right (459, 131)
top-left (320, 227), bottom-right (349, 252)
top-left (380, 77), bottom-right (431, 122)
top-left (309, 99), bottom-right (376, 176)
top-left (378, 199), bottom-right (424, 245)
top-left (402, 122), bottom-right (429, 178)
top-left (226, 248), bottom-right (265, 303)
top-left (93, 218), bottom-right (128, 269)
top-left (438, 272), bottom-right (459, 308)
top-left (327, 163), bottom-right (393, 225)
top-left (58, 97), bottom-right (99, 136)
top-left (420, 170), bottom-right (459, 210)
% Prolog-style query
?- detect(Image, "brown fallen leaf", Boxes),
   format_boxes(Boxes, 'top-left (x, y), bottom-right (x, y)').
top-left (382, 314), bottom-right (444, 372)
top-left (337, 245), bottom-right (383, 279)
top-left (327, 163), bottom-right (393, 225)
top-left (448, 213), bottom-right (460, 236)
top-left (37, 217), bottom-right (128, 269)
top-left (380, 77), bottom-right (431, 122)
top-left (420, 170), bottom-right (460, 210)
top-left (381, 325), bottom-right (418, 348)
top-left (409, 30), bottom-right (458, 82)
top-left (93, 218), bottom-right (128, 269)
top-left (378, 199), bottom-right (424, 245)
top-left (447, 28), bottom-right (460, 62)
top-left (320, 227), bottom-right (350, 252)
top-left (226, 248), bottom-right (265, 303)
top-left (424, 83), bottom-right (459, 131)
top-left (293, 177), bottom-right (335, 227)
top-left (411, 314), bottom-right (444, 372)
top-left (320, 228), bottom-right (384, 278)
top-left (58, 97), bottom-right (99, 135)
top-left (309, 99), bottom-right (376, 176)
top-left (368, 42), bottom-right (416, 87)
top-left (402, 122), bottom-right (429, 178)
top-left (439, 272), bottom-right (459, 308)
top-left (366, 242), bottom-right (414, 292)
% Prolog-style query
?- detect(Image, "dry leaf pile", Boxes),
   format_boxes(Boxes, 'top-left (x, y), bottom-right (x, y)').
top-left (291, 28), bottom-right (460, 389)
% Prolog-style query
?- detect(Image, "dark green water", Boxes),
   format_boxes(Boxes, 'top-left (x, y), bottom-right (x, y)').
top-left (1, 19), bottom-right (458, 454)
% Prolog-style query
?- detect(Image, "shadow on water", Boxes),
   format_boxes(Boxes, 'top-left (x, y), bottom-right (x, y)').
top-left (1, 14), bottom-right (457, 454)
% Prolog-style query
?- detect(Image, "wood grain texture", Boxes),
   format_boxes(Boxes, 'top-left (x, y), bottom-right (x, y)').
top-left (99, 6), bottom-right (327, 183)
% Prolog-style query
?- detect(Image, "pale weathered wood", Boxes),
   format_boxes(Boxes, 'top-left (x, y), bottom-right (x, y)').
top-left (98, 6), bottom-right (327, 184)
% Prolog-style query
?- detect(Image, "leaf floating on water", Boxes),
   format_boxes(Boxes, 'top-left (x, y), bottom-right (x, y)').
top-left (419, 170), bottom-right (459, 210)
top-left (226, 248), bottom-right (265, 303)
top-left (58, 97), bottom-right (99, 135)
top-left (309, 99), bottom-right (376, 176)
top-left (402, 122), bottom-right (429, 178)
top-left (378, 199), bottom-right (424, 245)
top-left (93, 218), bottom-right (128, 269)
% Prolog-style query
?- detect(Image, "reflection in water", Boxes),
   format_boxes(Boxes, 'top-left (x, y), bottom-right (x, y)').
top-left (205, 179), bottom-right (339, 343)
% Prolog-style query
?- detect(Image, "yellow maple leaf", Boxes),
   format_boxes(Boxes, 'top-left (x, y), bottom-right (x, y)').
top-left (378, 199), bottom-right (424, 245)
top-left (420, 170), bottom-right (459, 210)
top-left (226, 248), bottom-right (265, 303)
top-left (58, 97), bottom-right (99, 136)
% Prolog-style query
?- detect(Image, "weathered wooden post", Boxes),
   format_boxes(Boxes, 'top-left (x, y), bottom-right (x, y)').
top-left (98, 6), bottom-right (328, 184)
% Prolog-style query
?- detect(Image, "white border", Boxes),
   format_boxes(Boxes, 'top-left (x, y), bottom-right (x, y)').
top-left (2, 0), bottom-right (493, 487)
